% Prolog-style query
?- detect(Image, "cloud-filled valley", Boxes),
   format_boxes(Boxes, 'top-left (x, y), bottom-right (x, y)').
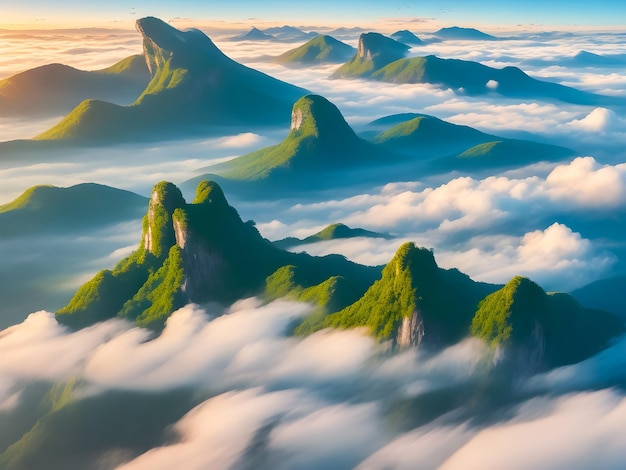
top-left (1, 15), bottom-right (626, 470)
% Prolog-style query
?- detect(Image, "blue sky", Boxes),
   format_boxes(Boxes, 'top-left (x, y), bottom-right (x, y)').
top-left (2, 0), bottom-right (626, 29)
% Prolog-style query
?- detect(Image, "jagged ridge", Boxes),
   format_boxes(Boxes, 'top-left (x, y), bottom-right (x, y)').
top-left (56, 180), bottom-right (380, 328)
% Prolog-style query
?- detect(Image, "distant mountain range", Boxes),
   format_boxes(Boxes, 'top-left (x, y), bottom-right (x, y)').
top-left (332, 33), bottom-right (625, 106)
top-left (0, 55), bottom-right (149, 117)
top-left (231, 26), bottom-right (276, 41)
top-left (35, 17), bottom-right (307, 143)
top-left (275, 35), bottom-right (355, 65)
top-left (231, 25), bottom-right (317, 42)
top-left (273, 223), bottom-right (391, 249)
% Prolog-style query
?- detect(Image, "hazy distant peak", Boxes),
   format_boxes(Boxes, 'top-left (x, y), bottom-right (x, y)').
top-left (390, 30), bottom-right (423, 45)
top-left (357, 32), bottom-right (409, 60)
top-left (433, 26), bottom-right (496, 40)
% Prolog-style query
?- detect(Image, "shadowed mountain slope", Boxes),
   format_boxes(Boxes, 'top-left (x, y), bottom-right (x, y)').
top-left (0, 183), bottom-right (147, 237)
top-left (36, 17), bottom-right (307, 143)
top-left (0, 55), bottom-right (149, 117)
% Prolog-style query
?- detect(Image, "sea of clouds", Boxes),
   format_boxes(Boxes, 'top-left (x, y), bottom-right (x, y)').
top-left (1, 299), bottom-right (626, 469)
top-left (1, 26), bottom-right (626, 467)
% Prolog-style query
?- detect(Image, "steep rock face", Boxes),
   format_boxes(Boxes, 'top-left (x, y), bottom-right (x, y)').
top-left (57, 180), bottom-right (380, 328)
top-left (332, 33), bottom-right (410, 78)
top-left (471, 276), bottom-right (624, 370)
top-left (37, 16), bottom-right (307, 142)
top-left (396, 310), bottom-right (425, 347)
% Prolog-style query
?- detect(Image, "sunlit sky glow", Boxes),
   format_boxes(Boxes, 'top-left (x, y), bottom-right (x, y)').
top-left (2, 0), bottom-right (626, 30)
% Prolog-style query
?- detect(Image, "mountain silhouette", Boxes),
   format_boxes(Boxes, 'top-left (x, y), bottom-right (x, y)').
top-left (275, 35), bottom-right (355, 65)
top-left (36, 17), bottom-right (307, 142)
top-left (0, 55), bottom-right (149, 117)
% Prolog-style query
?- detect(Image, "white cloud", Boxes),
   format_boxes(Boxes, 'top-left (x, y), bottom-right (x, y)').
top-left (566, 107), bottom-right (626, 133)
top-left (543, 156), bottom-right (626, 207)
top-left (439, 391), bottom-right (626, 470)
top-left (117, 388), bottom-right (306, 470)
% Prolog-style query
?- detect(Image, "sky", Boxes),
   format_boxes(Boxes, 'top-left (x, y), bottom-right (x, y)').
top-left (2, 0), bottom-right (626, 30)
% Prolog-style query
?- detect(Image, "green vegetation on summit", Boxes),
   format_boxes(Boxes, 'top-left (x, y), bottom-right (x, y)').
top-left (0, 183), bottom-right (147, 237)
top-left (36, 17), bottom-right (307, 142)
top-left (275, 35), bottom-right (355, 65)
top-left (373, 114), bottom-right (496, 153)
top-left (471, 276), bottom-right (624, 368)
top-left (56, 180), bottom-right (380, 328)
top-left (0, 55), bottom-right (149, 117)
top-left (300, 242), bottom-right (498, 346)
top-left (273, 223), bottom-right (391, 249)
top-left (447, 139), bottom-right (573, 169)
top-left (199, 94), bottom-right (387, 187)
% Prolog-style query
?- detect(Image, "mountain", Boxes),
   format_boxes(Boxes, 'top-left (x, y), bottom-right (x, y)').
top-left (471, 276), bottom-right (624, 369)
top-left (0, 183), bottom-right (147, 237)
top-left (570, 50), bottom-right (626, 67)
top-left (435, 138), bottom-right (574, 171)
top-left (364, 54), bottom-right (620, 106)
top-left (331, 32), bottom-right (410, 78)
top-left (263, 25), bottom-right (317, 41)
top-left (193, 94), bottom-right (388, 190)
top-left (0, 55), bottom-right (149, 117)
top-left (372, 113), bottom-right (498, 155)
top-left (298, 246), bottom-right (622, 368)
top-left (433, 26), bottom-right (496, 40)
top-left (300, 242), bottom-right (497, 345)
top-left (390, 30), bottom-right (423, 45)
top-left (366, 113), bottom-right (572, 170)
top-left (571, 275), bottom-right (626, 319)
top-left (273, 223), bottom-right (391, 249)
top-left (0, 380), bottom-right (195, 470)
top-left (275, 35), bottom-right (355, 65)
top-left (56, 180), bottom-right (380, 328)
top-left (36, 17), bottom-right (307, 142)
top-left (232, 27), bottom-right (276, 41)
top-left (328, 26), bottom-right (365, 38)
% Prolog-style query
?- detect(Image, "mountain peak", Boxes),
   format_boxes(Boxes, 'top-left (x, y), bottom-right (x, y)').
top-left (289, 94), bottom-right (356, 141)
top-left (332, 32), bottom-right (409, 78)
top-left (392, 241), bottom-right (438, 274)
top-left (135, 16), bottom-right (226, 76)
top-left (57, 179), bottom-right (380, 328)
top-left (357, 32), bottom-right (409, 62)
top-left (192, 179), bottom-right (228, 207)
